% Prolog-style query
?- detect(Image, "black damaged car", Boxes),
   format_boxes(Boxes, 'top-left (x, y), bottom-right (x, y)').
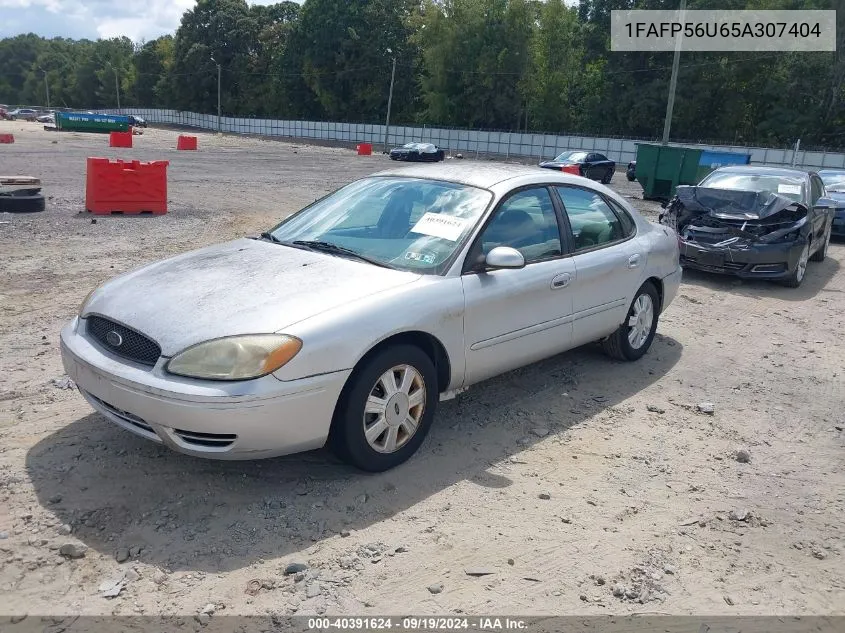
top-left (659, 166), bottom-right (835, 288)
top-left (389, 142), bottom-right (445, 162)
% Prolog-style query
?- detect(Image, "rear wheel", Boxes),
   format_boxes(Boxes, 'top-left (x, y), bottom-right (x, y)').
top-left (810, 222), bottom-right (831, 262)
top-left (783, 239), bottom-right (811, 288)
top-left (601, 168), bottom-right (613, 184)
top-left (602, 282), bottom-right (660, 361)
top-left (330, 344), bottom-right (438, 472)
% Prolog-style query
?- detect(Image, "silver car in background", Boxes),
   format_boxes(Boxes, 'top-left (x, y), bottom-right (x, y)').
top-left (60, 164), bottom-right (682, 471)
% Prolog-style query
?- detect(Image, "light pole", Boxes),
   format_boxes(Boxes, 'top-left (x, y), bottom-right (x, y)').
top-left (39, 67), bottom-right (50, 109)
top-left (211, 55), bottom-right (222, 134)
top-left (383, 50), bottom-right (396, 153)
top-left (661, 0), bottom-right (687, 145)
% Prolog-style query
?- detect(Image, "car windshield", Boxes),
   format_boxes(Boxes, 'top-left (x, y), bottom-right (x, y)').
top-left (700, 171), bottom-right (807, 203)
top-left (267, 177), bottom-right (492, 274)
top-left (820, 172), bottom-right (845, 192)
top-left (554, 151), bottom-right (587, 162)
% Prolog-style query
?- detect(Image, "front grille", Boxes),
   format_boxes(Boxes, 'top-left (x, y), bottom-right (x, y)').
top-left (173, 429), bottom-right (237, 449)
top-left (86, 316), bottom-right (161, 366)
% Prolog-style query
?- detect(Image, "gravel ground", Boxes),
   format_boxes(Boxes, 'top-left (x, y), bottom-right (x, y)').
top-left (1, 120), bottom-right (844, 618)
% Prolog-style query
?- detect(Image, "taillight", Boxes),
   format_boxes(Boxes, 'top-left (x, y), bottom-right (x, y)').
top-left (561, 165), bottom-right (580, 176)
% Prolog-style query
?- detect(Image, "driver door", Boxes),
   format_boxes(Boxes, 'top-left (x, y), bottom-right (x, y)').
top-left (461, 186), bottom-right (576, 385)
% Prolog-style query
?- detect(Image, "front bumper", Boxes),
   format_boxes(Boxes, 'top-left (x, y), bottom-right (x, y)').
top-left (679, 239), bottom-right (804, 279)
top-left (60, 318), bottom-right (350, 460)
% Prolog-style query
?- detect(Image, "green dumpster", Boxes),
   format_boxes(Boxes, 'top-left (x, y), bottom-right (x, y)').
top-left (635, 143), bottom-right (703, 200)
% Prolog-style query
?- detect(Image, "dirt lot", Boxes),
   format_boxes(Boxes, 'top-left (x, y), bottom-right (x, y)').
top-left (1, 120), bottom-right (843, 619)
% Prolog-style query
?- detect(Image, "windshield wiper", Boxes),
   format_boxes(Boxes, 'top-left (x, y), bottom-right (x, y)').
top-left (289, 240), bottom-right (398, 269)
top-left (259, 232), bottom-right (282, 244)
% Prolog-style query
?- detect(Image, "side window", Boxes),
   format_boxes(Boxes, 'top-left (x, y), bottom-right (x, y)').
top-left (585, 153), bottom-right (597, 162)
top-left (474, 187), bottom-right (562, 265)
top-left (810, 176), bottom-right (824, 204)
top-left (608, 199), bottom-right (637, 237)
top-left (594, 153), bottom-right (608, 162)
top-left (556, 186), bottom-right (626, 251)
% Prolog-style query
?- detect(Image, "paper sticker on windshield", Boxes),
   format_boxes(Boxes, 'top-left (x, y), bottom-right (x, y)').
top-left (405, 251), bottom-right (436, 264)
top-left (778, 184), bottom-right (802, 195)
top-left (410, 212), bottom-right (469, 242)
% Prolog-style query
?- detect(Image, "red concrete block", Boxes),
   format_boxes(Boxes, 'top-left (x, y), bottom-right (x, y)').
top-left (357, 143), bottom-right (372, 156)
top-left (177, 135), bottom-right (198, 151)
top-left (0, 134), bottom-right (14, 144)
top-left (85, 157), bottom-right (169, 215)
top-left (109, 130), bottom-right (133, 148)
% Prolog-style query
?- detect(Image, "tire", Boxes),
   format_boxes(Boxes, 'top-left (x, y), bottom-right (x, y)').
top-left (809, 221), bottom-right (831, 262)
top-left (330, 344), bottom-right (438, 472)
top-left (0, 193), bottom-right (45, 213)
top-left (602, 282), bottom-right (660, 361)
top-left (782, 239), bottom-right (811, 288)
top-left (601, 169), bottom-right (613, 184)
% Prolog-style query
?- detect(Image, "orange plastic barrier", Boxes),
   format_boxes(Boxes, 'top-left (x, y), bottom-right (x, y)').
top-left (0, 134), bottom-right (14, 144)
top-left (85, 157), bottom-right (169, 215)
top-left (109, 130), bottom-right (133, 148)
top-left (177, 135), bottom-right (198, 151)
top-left (357, 143), bottom-right (372, 156)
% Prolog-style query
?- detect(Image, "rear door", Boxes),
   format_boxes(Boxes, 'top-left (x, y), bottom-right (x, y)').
top-left (553, 185), bottom-right (646, 346)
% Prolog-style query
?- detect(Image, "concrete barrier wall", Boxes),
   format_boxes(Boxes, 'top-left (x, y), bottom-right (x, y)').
top-left (112, 108), bottom-right (845, 171)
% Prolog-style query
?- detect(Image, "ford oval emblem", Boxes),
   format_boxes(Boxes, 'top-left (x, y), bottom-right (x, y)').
top-left (105, 330), bottom-right (123, 347)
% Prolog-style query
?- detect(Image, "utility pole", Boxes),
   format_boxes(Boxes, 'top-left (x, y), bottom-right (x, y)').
top-left (106, 63), bottom-right (120, 111)
top-left (40, 68), bottom-right (50, 109)
top-left (661, 0), bottom-right (687, 145)
top-left (211, 56), bottom-right (222, 134)
top-left (217, 63), bottom-right (222, 134)
top-left (384, 55), bottom-right (396, 153)
top-left (114, 68), bottom-right (121, 111)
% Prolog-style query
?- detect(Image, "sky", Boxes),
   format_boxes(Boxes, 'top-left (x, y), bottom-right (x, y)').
top-left (0, 0), bottom-right (301, 42)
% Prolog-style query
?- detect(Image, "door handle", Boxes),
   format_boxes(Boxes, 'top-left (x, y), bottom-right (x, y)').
top-left (627, 254), bottom-right (641, 269)
top-left (551, 272), bottom-right (571, 289)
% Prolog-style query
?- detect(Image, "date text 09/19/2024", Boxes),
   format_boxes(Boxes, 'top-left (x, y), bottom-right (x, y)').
top-left (306, 617), bottom-right (528, 630)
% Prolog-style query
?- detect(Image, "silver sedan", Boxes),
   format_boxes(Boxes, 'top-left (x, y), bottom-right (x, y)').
top-left (60, 163), bottom-right (682, 471)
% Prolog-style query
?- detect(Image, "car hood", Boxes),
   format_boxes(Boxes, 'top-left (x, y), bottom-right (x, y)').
top-left (674, 185), bottom-right (807, 220)
top-left (539, 161), bottom-right (574, 168)
top-left (83, 238), bottom-right (421, 356)
top-left (826, 191), bottom-right (845, 205)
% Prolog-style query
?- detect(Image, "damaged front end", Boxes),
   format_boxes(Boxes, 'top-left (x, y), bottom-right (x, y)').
top-left (659, 186), bottom-right (809, 278)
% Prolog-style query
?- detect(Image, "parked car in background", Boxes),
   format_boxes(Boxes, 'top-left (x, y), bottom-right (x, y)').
top-left (626, 161), bottom-right (637, 182)
top-left (36, 112), bottom-right (55, 124)
top-left (0, 106), bottom-right (8, 120)
top-left (389, 142), bottom-right (445, 162)
top-left (660, 165), bottom-right (835, 287)
top-left (61, 163), bottom-right (681, 471)
top-left (539, 150), bottom-right (616, 184)
top-left (818, 169), bottom-right (845, 238)
top-left (127, 115), bottom-right (148, 128)
top-left (8, 108), bottom-right (38, 121)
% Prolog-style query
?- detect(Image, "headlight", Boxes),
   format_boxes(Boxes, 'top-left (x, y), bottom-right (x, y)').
top-left (166, 334), bottom-right (302, 381)
top-left (79, 288), bottom-right (96, 315)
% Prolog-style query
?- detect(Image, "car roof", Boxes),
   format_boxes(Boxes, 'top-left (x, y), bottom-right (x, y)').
top-left (709, 165), bottom-right (810, 178)
top-left (372, 162), bottom-right (554, 189)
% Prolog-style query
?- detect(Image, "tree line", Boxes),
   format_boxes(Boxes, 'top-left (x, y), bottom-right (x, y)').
top-left (1, 0), bottom-right (843, 148)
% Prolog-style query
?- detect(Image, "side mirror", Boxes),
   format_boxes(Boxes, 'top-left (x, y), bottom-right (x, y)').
top-left (485, 246), bottom-right (525, 270)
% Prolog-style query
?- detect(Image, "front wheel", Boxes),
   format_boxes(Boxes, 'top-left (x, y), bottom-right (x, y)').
top-left (782, 239), bottom-right (810, 287)
top-left (601, 168), bottom-right (613, 184)
top-left (330, 344), bottom-right (438, 472)
top-left (602, 282), bottom-right (660, 361)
